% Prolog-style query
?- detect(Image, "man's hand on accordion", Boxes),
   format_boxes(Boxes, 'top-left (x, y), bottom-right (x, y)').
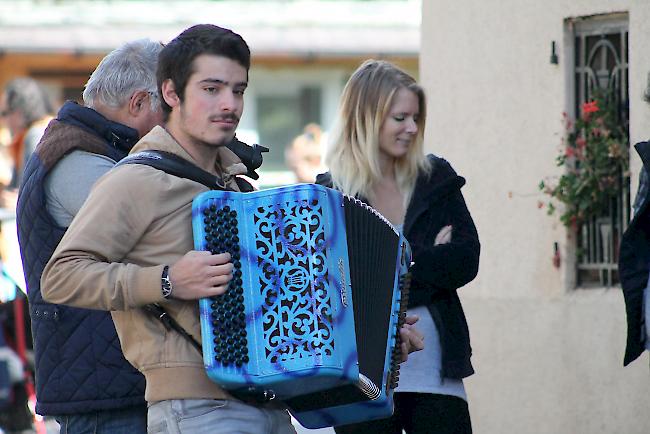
top-left (168, 251), bottom-right (234, 299)
top-left (399, 314), bottom-right (424, 362)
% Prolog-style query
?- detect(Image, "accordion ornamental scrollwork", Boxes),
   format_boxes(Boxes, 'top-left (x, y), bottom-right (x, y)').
top-left (192, 185), bottom-right (358, 399)
top-left (253, 199), bottom-right (335, 364)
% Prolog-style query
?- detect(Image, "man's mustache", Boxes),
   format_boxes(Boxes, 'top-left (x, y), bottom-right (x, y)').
top-left (210, 114), bottom-right (240, 123)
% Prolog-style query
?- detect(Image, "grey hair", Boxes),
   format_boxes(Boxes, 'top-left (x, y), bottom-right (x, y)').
top-left (4, 77), bottom-right (54, 126)
top-left (83, 38), bottom-right (163, 111)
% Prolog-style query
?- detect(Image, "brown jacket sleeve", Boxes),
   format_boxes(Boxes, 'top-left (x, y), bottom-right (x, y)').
top-left (41, 165), bottom-right (165, 311)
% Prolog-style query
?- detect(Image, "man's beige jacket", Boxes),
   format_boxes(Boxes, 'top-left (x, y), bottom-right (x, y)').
top-left (41, 126), bottom-right (248, 403)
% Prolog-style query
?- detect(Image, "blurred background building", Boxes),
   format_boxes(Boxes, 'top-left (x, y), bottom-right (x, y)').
top-left (0, 2), bottom-right (418, 433)
top-left (0, 0), bottom-right (419, 186)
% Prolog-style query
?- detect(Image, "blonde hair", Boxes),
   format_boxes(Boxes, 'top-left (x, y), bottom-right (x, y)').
top-left (326, 59), bottom-right (431, 206)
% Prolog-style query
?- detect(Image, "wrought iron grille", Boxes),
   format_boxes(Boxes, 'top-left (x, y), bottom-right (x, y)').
top-left (253, 200), bottom-right (334, 363)
top-left (570, 14), bottom-right (630, 287)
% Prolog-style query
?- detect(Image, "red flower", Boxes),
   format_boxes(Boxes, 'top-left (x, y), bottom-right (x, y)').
top-left (582, 100), bottom-right (599, 115)
top-left (565, 146), bottom-right (575, 157)
top-left (575, 137), bottom-right (587, 149)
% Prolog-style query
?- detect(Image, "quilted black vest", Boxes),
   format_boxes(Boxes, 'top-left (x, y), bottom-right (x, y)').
top-left (16, 101), bottom-right (146, 416)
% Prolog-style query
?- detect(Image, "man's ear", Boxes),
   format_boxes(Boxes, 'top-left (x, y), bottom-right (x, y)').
top-left (128, 90), bottom-right (149, 116)
top-left (161, 79), bottom-right (180, 108)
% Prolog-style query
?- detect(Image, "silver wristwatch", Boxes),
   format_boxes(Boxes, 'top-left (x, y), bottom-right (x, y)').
top-left (161, 265), bottom-right (173, 299)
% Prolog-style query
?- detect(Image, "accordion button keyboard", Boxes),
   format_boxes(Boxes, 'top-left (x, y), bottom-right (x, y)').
top-left (200, 203), bottom-right (250, 367)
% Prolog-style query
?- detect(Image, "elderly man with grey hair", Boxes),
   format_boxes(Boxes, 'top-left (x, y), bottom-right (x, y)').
top-left (15, 38), bottom-right (163, 434)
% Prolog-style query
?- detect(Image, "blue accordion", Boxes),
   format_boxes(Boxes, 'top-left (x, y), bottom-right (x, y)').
top-left (191, 184), bottom-right (411, 428)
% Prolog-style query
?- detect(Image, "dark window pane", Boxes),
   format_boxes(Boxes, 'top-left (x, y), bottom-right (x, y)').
top-left (256, 88), bottom-right (322, 171)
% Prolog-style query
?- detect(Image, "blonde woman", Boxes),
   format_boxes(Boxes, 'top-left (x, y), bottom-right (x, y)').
top-left (316, 60), bottom-right (480, 434)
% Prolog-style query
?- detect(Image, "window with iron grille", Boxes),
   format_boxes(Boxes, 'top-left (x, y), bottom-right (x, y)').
top-left (567, 13), bottom-right (630, 287)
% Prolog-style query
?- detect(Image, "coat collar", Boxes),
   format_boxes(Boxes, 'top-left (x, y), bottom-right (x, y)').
top-left (58, 100), bottom-right (139, 154)
top-left (403, 156), bottom-right (465, 235)
top-left (317, 155), bottom-right (466, 236)
top-left (630, 141), bottom-right (650, 223)
top-left (635, 141), bottom-right (650, 171)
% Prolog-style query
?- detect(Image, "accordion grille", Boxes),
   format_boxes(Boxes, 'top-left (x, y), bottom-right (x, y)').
top-left (252, 198), bottom-right (335, 363)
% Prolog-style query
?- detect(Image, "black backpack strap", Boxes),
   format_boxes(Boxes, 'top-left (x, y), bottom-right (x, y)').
top-left (115, 150), bottom-right (226, 190)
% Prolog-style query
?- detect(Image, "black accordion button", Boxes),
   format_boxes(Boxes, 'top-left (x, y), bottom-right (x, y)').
top-left (203, 201), bottom-right (249, 368)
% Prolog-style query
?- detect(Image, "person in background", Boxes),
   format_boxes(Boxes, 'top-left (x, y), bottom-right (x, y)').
top-left (317, 59), bottom-right (480, 434)
top-left (0, 314), bottom-right (32, 434)
top-left (0, 75), bottom-right (54, 434)
top-left (16, 38), bottom-right (163, 433)
top-left (0, 78), bottom-right (54, 199)
top-left (284, 123), bottom-right (325, 183)
top-left (618, 87), bottom-right (650, 369)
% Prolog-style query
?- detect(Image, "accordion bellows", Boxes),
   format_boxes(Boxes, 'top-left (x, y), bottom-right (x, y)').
top-left (192, 184), bottom-right (411, 428)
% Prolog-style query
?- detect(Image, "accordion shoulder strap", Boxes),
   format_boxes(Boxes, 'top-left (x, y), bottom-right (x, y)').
top-left (143, 304), bottom-right (202, 353)
top-left (116, 151), bottom-right (214, 352)
top-left (115, 150), bottom-right (226, 190)
top-left (143, 302), bottom-right (273, 403)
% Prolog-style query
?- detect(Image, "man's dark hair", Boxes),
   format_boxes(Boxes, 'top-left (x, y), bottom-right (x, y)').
top-left (157, 24), bottom-right (251, 120)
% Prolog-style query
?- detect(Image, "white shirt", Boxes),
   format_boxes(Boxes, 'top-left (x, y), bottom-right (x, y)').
top-left (393, 224), bottom-right (466, 400)
top-left (396, 305), bottom-right (467, 400)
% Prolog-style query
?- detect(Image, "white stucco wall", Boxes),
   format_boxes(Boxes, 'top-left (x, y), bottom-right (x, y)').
top-left (421, 1), bottom-right (650, 433)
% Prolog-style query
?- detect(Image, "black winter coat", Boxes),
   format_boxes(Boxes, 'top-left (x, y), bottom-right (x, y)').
top-left (317, 154), bottom-right (480, 379)
top-left (619, 141), bottom-right (650, 366)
